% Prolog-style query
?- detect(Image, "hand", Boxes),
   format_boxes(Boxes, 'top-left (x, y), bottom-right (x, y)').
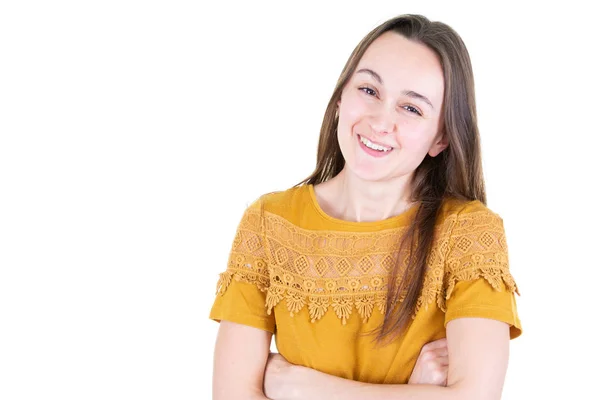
top-left (408, 338), bottom-right (449, 386)
top-left (263, 352), bottom-right (296, 400)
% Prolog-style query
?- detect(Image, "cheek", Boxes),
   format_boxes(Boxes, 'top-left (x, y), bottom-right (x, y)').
top-left (397, 130), bottom-right (437, 159)
top-left (340, 91), bottom-right (371, 126)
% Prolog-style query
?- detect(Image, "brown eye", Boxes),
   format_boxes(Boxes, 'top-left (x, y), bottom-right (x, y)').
top-left (359, 87), bottom-right (377, 97)
top-left (403, 105), bottom-right (422, 116)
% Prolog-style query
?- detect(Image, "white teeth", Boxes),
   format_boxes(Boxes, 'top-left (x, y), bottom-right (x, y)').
top-left (359, 135), bottom-right (392, 152)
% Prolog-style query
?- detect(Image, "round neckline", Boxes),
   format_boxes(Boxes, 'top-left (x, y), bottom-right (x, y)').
top-left (306, 183), bottom-right (419, 228)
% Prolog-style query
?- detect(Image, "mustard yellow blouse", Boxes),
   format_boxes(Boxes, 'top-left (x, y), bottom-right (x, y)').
top-left (209, 184), bottom-right (521, 384)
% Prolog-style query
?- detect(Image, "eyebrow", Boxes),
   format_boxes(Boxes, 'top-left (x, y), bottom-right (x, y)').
top-left (356, 68), bottom-right (435, 110)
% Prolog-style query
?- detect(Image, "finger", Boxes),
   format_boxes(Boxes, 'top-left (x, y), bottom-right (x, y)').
top-left (422, 337), bottom-right (447, 351)
top-left (425, 364), bottom-right (449, 386)
top-left (420, 345), bottom-right (448, 361)
top-left (433, 347), bottom-right (448, 358)
top-left (437, 356), bottom-right (449, 367)
top-left (438, 365), bottom-right (449, 383)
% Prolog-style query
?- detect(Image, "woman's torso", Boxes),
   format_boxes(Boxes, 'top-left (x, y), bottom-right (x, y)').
top-left (261, 184), bottom-right (463, 383)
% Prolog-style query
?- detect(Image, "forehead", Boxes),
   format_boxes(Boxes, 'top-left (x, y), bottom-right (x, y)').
top-left (355, 31), bottom-right (444, 105)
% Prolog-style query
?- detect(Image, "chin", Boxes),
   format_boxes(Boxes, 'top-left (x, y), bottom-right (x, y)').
top-left (346, 162), bottom-right (391, 183)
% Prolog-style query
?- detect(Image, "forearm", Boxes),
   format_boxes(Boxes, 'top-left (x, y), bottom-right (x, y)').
top-left (214, 389), bottom-right (269, 400)
top-left (214, 390), bottom-right (269, 400)
top-left (214, 387), bottom-right (271, 400)
top-left (288, 366), bottom-right (464, 400)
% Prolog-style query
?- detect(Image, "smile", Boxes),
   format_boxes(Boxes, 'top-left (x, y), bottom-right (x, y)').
top-left (358, 134), bottom-right (393, 152)
top-left (357, 134), bottom-right (394, 158)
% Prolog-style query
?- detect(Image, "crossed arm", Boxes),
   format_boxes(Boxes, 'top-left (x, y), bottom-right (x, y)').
top-left (213, 317), bottom-right (510, 400)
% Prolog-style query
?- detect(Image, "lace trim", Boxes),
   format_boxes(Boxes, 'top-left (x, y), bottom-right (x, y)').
top-left (444, 265), bottom-right (518, 302)
top-left (216, 269), bottom-right (270, 294)
top-left (215, 203), bottom-right (519, 325)
top-left (438, 208), bottom-right (520, 311)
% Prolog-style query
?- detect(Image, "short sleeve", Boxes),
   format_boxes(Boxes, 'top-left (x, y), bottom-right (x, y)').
top-left (209, 198), bottom-right (275, 333)
top-left (442, 206), bottom-right (522, 339)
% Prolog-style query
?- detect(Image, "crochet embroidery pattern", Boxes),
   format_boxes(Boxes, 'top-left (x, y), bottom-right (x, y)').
top-left (215, 205), bottom-right (518, 325)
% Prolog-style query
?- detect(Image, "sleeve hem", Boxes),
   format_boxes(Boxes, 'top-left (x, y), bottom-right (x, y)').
top-left (209, 310), bottom-right (275, 334)
top-left (444, 305), bottom-right (522, 339)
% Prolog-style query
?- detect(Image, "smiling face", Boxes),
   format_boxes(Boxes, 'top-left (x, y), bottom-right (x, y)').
top-left (336, 31), bottom-right (447, 182)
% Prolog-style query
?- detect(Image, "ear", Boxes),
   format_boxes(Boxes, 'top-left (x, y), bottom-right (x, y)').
top-left (428, 130), bottom-right (449, 157)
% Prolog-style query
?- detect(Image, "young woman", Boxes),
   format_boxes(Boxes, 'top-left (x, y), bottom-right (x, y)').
top-left (210, 14), bottom-right (521, 400)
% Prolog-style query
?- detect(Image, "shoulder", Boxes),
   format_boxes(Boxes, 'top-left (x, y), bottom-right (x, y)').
top-left (437, 198), bottom-right (509, 270)
top-left (248, 184), bottom-right (310, 219)
top-left (438, 197), bottom-right (504, 229)
top-left (229, 186), bottom-right (306, 246)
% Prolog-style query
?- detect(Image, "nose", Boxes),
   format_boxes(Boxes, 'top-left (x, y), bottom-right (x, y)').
top-left (369, 107), bottom-right (396, 136)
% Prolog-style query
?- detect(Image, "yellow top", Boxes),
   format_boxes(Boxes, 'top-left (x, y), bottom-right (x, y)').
top-left (209, 184), bottom-right (521, 384)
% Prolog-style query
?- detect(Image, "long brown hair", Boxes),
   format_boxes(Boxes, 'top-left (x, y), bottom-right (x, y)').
top-left (296, 14), bottom-right (487, 345)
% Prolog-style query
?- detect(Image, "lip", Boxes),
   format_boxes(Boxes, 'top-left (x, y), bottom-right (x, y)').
top-left (357, 134), bottom-right (393, 150)
top-left (357, 134), bottom-right (394, 158)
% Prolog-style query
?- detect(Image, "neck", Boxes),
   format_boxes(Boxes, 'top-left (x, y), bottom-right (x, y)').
top-left (327, 167), bottom-right (415, 223)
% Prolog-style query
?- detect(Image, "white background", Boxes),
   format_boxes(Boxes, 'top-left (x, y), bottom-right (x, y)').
top-left (1, 1), bottom-right (598, 399)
